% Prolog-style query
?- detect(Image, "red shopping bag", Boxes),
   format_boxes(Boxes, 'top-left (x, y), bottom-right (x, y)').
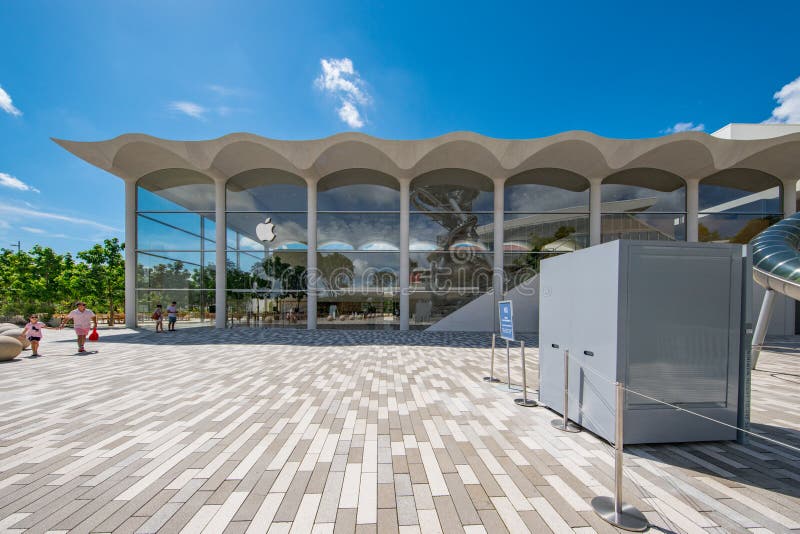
top-left (88, 327), bottom-right (99, 341)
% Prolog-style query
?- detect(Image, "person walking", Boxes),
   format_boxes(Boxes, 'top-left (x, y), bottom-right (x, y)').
top-left (166, 301), bottom-right (178, 331)
top-left (153, 304), bottom-right (164, 333)
top-left (61, 301), bottom-right (97, 353)
top-left (22, 314), bottom-right (59, 357)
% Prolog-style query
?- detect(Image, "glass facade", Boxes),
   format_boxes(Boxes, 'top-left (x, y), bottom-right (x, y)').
top-left (699, 172), bottom-right (782, 243)
top-left (503, 179), bottom-right (590, 291)
top-left (225, 170), bottom-right (308, 328)
top-left (601, 172), bottom-right (687, 242)
top-left (409, 170), bottom-right (494, 327)
top-left (136, 171), bottom-right (216, 325)
top-left (132, 163), bottom-right (789, 330)
top-left (317, 179), bottom-right (400, 329)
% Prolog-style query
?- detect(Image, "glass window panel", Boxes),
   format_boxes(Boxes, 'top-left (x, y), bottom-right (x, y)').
top-left (504, 183), bottom-right (590, 212)
top-left (226, 212), bottom-right (308, 251)
top-left (601, 213), bottom-right (686, 243)
top-left (698, 214), bottom-right (781, 243)
top-left (317, 213), bottom-right (400, 251)
top-left (409, 252), bottom-right (493, 293)
top-left (226, 290), bottom-right (307, 329)
top-left (227, 171), bottom-right (307, 212)
top-left (136, 289), bottom-right (212, 325)
top-left (316, 252), bottom-right (399, 292)
top-left (408, 292), bottom-right (489, 328)
top-left (601, 184), bottom-right (685, 213)
top-left (226, 251), bottom-right (307, 291)
top-left (410, 213), bottom-right (494, 251)
top-left (136, 251), bottom-right (216, 290)
top-left (317, 183), bottom-right (400, 211)
top-left (503, 252), bottom-right (559, 291)
top-left (137, 170), bottom-right (214, 211)
top-left (203, 218), bottom-right (216, 246)
top-left (502, 214), bottom-right (588, 252)
top-left (227, 249), bottom-right (308, 329)
top-left (699, 184), bottom-right (781, 214)
top-left (137, 213), bottom-right (215, 251)
top-left (410, 183), bottom-right (493, 213)
top-left (316, 294), bottom-right (399, 330)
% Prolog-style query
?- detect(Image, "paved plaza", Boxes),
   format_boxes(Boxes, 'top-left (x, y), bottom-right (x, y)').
top-left (0, 328), bottom-right (798, 533)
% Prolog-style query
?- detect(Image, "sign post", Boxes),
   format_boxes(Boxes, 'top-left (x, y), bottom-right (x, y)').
top-left (499, 300), bottom-right (514, 342)
top-left (498, 301), bottom-right (520, 392)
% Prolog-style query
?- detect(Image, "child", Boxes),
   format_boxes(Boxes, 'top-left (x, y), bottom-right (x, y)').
top-left (153, 304), bottom-right (164, 332)
top-left (61, 301), bottom-right (97, 353)
top-left (23, 314), bottom-right (59, 357)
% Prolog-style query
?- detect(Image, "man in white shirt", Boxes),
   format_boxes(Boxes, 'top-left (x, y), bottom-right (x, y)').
top-left (166, 301), bottom-right (178, 331)
top-left (61, 301), bottom-right (97, 353)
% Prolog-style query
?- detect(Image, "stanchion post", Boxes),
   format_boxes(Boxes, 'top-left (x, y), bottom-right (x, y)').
top-left (537, 345), bottom-right (541, 402)
top-left (515, 340), bottom-right (537, 407)
top-left (506, 339), bottom-right (511, 388)
top-left (551, 349), bottom-right (580, 432)
top-left (591, 382), bottom-right (648, 531)
top-left (483, 333), bottom-right (501, 383)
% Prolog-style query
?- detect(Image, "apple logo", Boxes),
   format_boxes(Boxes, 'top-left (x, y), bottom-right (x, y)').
top-left (256, 217), bottom-right (276, 242)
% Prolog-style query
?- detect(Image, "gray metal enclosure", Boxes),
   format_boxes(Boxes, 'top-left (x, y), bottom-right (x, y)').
top-left (539, 240), bottom-right (747, 444)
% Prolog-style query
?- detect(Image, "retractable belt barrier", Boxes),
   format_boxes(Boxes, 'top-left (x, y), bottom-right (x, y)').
top-left (481, 343), bottom-right (799, 532)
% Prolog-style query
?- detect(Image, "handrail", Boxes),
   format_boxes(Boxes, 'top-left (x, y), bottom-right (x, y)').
top-left (751, 212), bottom-right (800, 301)
top-left (750, 212), bottom-right (800, 369)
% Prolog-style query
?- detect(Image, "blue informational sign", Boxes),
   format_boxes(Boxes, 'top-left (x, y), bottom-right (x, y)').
top-left (499, 300), bottom-right (514, 341)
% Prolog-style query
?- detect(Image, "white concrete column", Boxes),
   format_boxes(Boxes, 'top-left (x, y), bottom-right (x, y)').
top-left (215, 179), bottom-right (226, 328)
top-left (589, 179), bottom-right (602, 246)
top-left (307, 180), bottom-right (318, 329)
top-left (782, 178), bottom-right (798, 218)
top-left (399, 180), bottom-right (410, 330)
top-left (686, 178), bottom-right (699, 242)
top-left (493, 178), bottom-right (505, 329)
top-left (124, 179), bottom-right (137, 329)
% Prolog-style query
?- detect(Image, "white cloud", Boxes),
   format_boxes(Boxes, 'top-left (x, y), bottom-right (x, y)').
top-left (169, 101), bottom-right (207, 120)
top-left (316, 58), bottom-right (368, 104)
top-left (0, 85), bottom-right (22, 116)
top-left (337, 101), bottom-right (364, 128)
top-left (315, 57), bottom-right (371, 129)
top-left (239, 236), bottom-right (265, 250)
top-left (0, 172), bottom-right (39, 193)
top-left (0, 203), bottom-right (121, 233)
top-left (20, 226), bottom-right (45, 234)
top-left (764, 75), bottom-right (800, 124)
top-left (662, 122), bottom-right (705, 134)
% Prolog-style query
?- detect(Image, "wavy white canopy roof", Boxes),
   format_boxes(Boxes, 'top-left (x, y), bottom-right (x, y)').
top-left (53, 131), bottom-right (800, 187)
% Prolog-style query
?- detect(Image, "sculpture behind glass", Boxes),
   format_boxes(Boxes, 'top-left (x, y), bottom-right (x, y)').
top-left (410, 184), bottom-right (491, 294)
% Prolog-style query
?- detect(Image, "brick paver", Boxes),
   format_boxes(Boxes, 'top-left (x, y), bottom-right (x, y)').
top-left (0, 327), bottom-right (798, 533)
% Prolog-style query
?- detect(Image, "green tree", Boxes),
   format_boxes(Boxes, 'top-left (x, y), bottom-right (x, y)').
top-left (317, 253), bottom-right (354, 289)
top-left (729, 216), bottom-right (780, 244)
top-left (74, 238), bottom-right (125, 325)
top-left (0, 246), bottom-right (77, 319)
top-left (698, 223), bottom-right (722, 242)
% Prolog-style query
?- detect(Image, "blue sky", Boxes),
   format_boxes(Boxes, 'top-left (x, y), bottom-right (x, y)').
top-left (1, 0), bottom-right (799, 254)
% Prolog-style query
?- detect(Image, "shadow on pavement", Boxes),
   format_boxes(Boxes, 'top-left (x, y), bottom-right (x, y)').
top-left (52, 327), bottom-right (539, 349)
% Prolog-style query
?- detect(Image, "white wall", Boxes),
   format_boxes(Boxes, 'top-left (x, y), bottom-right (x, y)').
top-left (426, 276), bottom-right (540, 333)
top-left (711, 123), bottom-right (800, 140)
